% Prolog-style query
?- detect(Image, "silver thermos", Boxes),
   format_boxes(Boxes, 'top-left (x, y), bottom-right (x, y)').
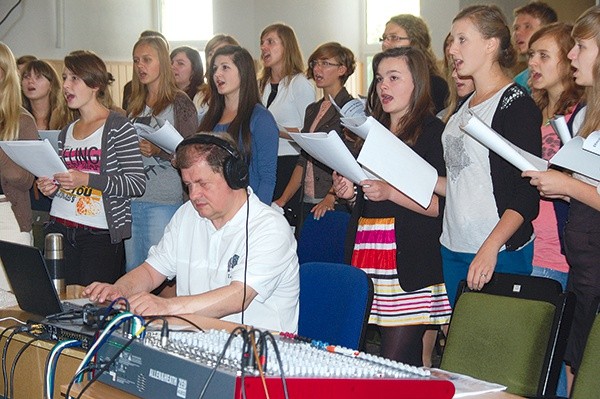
top-left (44, 233), bottom-right (66, 296)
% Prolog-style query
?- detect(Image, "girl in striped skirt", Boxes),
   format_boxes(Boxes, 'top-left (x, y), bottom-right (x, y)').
top-left (334, 47), bottom-right (451, 366)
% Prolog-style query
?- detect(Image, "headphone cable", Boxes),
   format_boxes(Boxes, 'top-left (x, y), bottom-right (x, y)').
top-left (241, 188), bottom-right (250, 325)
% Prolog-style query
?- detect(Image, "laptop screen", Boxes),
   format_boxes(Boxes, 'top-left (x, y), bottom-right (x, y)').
top-left (0, 240), bottom-right (63, 317)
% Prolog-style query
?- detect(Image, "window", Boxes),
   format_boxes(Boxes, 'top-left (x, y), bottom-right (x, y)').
top-left (363, 0), bottom-right (420, 90)
top-left (159, 0), bottom-right (213, 47)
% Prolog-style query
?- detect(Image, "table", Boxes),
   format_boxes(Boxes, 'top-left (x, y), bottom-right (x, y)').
top-left (0, 288), bottom-right (523, 399)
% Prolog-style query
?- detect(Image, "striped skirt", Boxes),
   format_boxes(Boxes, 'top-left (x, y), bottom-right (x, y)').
top-left (351, 216), bottom-right (451, 327)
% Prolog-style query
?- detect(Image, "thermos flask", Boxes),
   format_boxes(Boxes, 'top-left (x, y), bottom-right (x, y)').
top-left (44, 233), bottom-right (66, 296)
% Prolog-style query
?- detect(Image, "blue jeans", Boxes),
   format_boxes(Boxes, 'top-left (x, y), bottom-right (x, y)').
top-left (531, 265), bottom-right (568, 291)
top-left (441, 241), bottom-right (534, 307)
top-left (124, 201), bottom-right (180, 272)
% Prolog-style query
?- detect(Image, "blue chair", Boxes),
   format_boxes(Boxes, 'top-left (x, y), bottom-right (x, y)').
top-left (298, 262), bottom-right (373, 350)
top-left (296, 210), bottom-right (350, 265)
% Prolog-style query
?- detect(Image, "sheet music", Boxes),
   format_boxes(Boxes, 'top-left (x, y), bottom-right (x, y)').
top-left (329, 95), bottom-right (366, 118)
top-left (0, 139), bottom-right (67, 177)
top-left (278, 138), bottom-right (301, 156)
top-left (288, 131), bottom-right (369, 185)
top-left (38, 130), bottom-right (60, 153)
top-left (582, 131), bottom-right (600, 156)
top-left (461, 112), bottom-right (548, 172)
top-left (549, 116), bottom-right (572, 144)
top-left (550, 136), bottom-right (600, 181)
top-left (341, 115), bottom-right (375, 139)
top-left (291, 117), bottom-right (440, 208)
top-left (134, 120), bottom-right (184, 154)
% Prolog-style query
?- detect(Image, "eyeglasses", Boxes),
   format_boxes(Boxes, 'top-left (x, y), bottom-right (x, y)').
top-left (309, 60), bottom-right (342, 69)
top-left (379, 34), bottom-right (410, 43)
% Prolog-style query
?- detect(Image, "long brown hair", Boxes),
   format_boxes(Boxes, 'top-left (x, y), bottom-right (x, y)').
top-left (571, 6), bottom-right (600, 138)
top-left (21, 60), bottom-right (64, 129)
top-left (454, 5), bottom-right (517, 70)
top-left (129, 36), bottom-right (180, 117)
top-left (528, 23), bottom-right (583, 117)
top-left (0, 42), bottom-right (21, 141)
top-left (257, 23), bottom-right (305, 93)
top-left (197, 45), bottom-right (260, 160)
top-left (387, 14), bottom-right (441, 77)
top-left (367, 47), bottom-right (433, 146)
top-left (199, 34), bottom-right (239, 108)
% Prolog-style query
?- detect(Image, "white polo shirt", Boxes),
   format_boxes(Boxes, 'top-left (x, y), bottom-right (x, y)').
top-left (146, 189), bottom-right (299, 332)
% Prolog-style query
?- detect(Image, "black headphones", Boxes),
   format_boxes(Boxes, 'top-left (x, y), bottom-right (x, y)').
top-left (177, 134), bottom-right (249, 190)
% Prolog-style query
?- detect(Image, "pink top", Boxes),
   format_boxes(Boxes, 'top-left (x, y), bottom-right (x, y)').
top-left (531, 108), bottom-right (575, 272)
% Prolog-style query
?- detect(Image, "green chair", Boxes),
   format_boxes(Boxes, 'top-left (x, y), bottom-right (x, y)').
top-left (440, 273), bottom-right (575, 397)
top-left (570, 302), bottom-right (600, 399)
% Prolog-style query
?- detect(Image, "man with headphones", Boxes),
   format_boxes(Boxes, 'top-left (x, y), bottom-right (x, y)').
top-left (83, 133), bottom-right (299, 332)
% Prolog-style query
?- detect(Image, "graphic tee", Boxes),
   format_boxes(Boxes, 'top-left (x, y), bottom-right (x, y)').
top-left (50, 122), bottom-right (108, 229)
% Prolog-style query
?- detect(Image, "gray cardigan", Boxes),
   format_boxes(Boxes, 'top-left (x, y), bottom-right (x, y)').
top-left (57, 111), bottom-right (145, 243)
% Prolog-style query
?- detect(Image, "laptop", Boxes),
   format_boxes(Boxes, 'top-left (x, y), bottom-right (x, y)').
top-left (0, 240), bottom-right (90, 319)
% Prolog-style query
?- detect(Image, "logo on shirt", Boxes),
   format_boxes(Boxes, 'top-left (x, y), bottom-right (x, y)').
top-left (227, 255), bottom-right (240, 279)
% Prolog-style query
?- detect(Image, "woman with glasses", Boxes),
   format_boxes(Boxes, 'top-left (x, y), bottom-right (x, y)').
top-left (274, 42), bottom-right (358, 228)
top-left (381, 14), bottom-right (448, 113)
top-left (198, 45), bottom-right (279, 204)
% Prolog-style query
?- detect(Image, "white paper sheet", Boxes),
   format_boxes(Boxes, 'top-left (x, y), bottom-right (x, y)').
top-left (38, 130), bottom-right (60, 153)
top-left (289, 131), bottom-right (369, 185)
top-left (341, 115), bottom-right (377, 139)
top-left (549, 115), bottom-right (572, 144)
top-left (0, 139), bottom-right (67, 177)
top-left (550, 136), bottom-right (600, 180)
top-left (278, 138), bottom-right (301, 156)
top-left (582, 131), bottom-right (600, 156)
top-left (135, 120), bottom-right (184, 154)
top-left (356, 119), bottom-right (438, 208)
top-left (329, 95), bottom-right (366, 118)
top-left (461, 112), bottom-right (547, 172)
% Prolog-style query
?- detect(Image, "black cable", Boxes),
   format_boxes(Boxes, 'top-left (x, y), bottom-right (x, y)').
top-left (150, 314), bottom-right (204, 332)
top-left (1, 325), bottom-right (23, 399)
top-left (75, 334), bottom-right (137, 399)
top-left (241, 189), bottom-right (250, 325)
top-left (263, 331), bottom-right (290, 399)
top-left (8, 335), bottom-right (39, 399)
top-left (75, 316), bottom-right (167, 399)
top-left (199, 326), bottom-right (248, 399)
top-left (0, 0), bottom-right (21, 26)
top-left (64, 365), bottom-right (96, 399)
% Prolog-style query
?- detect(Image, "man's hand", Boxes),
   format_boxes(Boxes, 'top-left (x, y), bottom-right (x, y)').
top-left (83, 282), bottom-right (127, 304)
top-left (128, 292), bottom-right (182, 316)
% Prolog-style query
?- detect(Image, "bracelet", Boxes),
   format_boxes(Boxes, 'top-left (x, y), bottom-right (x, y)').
top-left (348, 186), bottom-right (358, 203)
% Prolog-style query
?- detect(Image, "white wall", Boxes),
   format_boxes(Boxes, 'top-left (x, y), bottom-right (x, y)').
top-left (1, 0), bottom-right (459, 64)
top-left (0, 0), bottom-right (525, 72)
top-left (0, 0), bottom-right (154, 61)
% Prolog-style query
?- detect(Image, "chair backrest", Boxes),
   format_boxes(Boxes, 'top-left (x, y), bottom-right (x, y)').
top-left (570, 302), bottom-right (600, 399)
top-left (298, 262), bottom-right (373, 350)
top-left (440, 273), bottom-right (575, 397)
top-left (297, 210), bottom-right (350, 265)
